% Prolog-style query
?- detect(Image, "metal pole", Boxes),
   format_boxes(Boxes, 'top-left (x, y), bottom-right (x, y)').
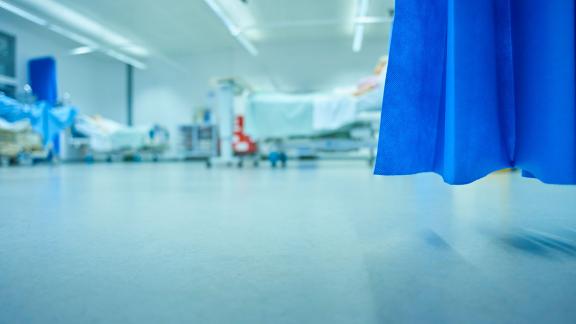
top-left (126, 64), bottom-right (134, 126)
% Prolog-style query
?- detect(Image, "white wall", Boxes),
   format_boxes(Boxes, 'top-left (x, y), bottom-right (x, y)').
top-left (133, 60), bottom-right (194, 156)
top-left (0, 11), bottom-right (126, 123)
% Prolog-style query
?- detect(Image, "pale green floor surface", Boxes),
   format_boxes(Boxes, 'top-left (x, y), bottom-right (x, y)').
top-left (0, 162), bottom-right (575, 324)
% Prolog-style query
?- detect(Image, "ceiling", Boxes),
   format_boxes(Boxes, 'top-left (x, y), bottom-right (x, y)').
top-left (10, 0), bottom-right (394, 58)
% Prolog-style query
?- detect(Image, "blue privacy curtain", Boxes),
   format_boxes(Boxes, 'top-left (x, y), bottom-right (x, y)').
top-left (375, 0), bottom-right (575, 184)
top-left (28, 57), bottom-right (58, 106)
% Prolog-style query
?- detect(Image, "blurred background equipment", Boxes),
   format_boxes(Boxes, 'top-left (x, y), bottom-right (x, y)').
top-left (179, 124), bottom-right (218, 166)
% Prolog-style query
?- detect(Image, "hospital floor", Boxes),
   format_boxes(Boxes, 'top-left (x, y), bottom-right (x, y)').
top-left (0, 162), bottom-right (575, 324)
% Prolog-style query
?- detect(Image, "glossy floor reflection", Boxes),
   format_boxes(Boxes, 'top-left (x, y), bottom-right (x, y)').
top-left (0, 162), bottom-right (575, 324)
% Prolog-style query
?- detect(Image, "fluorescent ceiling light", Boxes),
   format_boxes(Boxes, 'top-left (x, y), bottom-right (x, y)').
top-left (120, 45), bottom-right (149, 57)
top-left (69, 46), bottom-right (95, 56)
top-left (49, 24), bottom-right (146, 68)
top-left (49, 24), bottom-right (98, 48)
top-left (203, 0), bottom-right (259, 56)
top-left (0, 1), bottom-right (147, 69)
top-left (234, 32), bottom-right (258, 56)
top-left (354, 16), bottom-right (392, 24)
top-left (0, 0), bottom-right (47, 26)
top-left (236, 35), bottom-right (258, 56)
top-left (353, 24), bottom-right (365, 53)
top-left (18, 0), bottom-right (149, 58)
top-left (353, 0), bottom-right (370, 52)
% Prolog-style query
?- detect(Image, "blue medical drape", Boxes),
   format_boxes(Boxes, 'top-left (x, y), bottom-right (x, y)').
top-left (375, 0), bottom-right (576, 184)
top-left (0, 94), bottom-right (77, 147)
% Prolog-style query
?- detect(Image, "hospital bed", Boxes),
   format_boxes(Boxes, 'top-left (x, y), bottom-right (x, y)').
top-left (244, 91), bottom-right (381, 166)
top-left (0, 118), bottom-right (45, 166)
top-left (0, 93), bottom-right (75, 164)
top-left (64, 115), bottom-right (169, 162)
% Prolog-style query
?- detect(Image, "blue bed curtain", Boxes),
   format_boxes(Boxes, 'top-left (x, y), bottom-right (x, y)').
top-left (375, 0), bottom-right (575, 184)
top-left (28, 57), bottom-right (59, 106)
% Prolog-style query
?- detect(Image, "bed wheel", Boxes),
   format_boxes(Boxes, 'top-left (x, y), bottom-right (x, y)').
top-left (17, 153), bottom-right (32, 166)
top-left (269, 152), bottom-right (285, 168)
top-left (84, 155), bottom-right (94, 164)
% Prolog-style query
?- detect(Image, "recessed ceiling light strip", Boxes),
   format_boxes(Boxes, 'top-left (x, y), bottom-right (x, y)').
top-left (0, 0), bottom-right (147, 69)
top-left (353, 0), bottom-right (370, 52)
top-left (0, 0), bottom-right (47, 26)
top-left (203, 0), bottom-right (259, 56)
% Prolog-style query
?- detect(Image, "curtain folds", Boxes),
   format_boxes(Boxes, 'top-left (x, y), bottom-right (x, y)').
top-left (375, 0), bottom-right (576, 184)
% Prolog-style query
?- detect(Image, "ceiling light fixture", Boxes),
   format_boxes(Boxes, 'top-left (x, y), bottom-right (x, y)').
top-left (354, 16), bottom-right (392, 25)
top-left (203, 0), bottom-right (259, 56)
top-left (0, 0), bottom-right (47, 26)
top-left (0, 1), bottom-right (147, 69)
top-left (353, 0), bottom-right (370, 52)
top-left (69, 46), bottom-right (95, 56)
top-left (17, 0), bottom-right (149, 57)
top-left (48, 24), bottom-right (98, 48)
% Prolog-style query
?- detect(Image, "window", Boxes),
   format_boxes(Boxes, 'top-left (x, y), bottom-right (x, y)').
top-left (0, 30), bottom-right (16, 77)
top-left (0, 30), bottom-right (16, 97)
